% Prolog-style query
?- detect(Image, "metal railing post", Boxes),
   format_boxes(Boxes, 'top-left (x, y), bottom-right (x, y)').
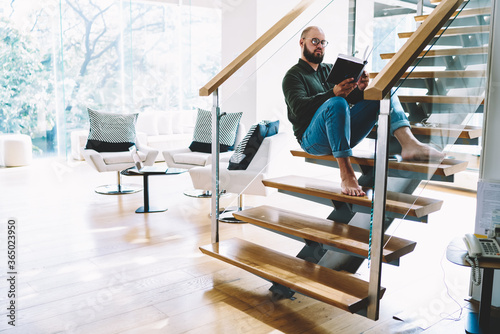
top-left (417, 0), bottom-right (424, 16)
top-left (348, 0), bottom-right (357, 57)
top-left (416, 0), bottom-right (424, 27)
top-left (211, 89), bottom-right (220, 244)
top-left (367, 95), bottom-right (391, 320)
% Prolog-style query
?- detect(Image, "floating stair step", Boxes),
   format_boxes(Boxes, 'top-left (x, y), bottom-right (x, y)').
top-left (409, 123), bottom-right (482, 139)
top-left (232, 205), bottom-right (416, 263)
top-left (199, 237), bottom-right (385, 313)
top-left (290, 150), bottom-right (468, 177)
top-left (398, 95), bottom-right (484, 105)
top-left (366, 122), bottom-right (482, 140)
top-left (370, 70), bottom-right (485, 79)
top-left (415, 7), bottom-right (491, 22)
top-left (262, 175), bottom-right (443, 218)
top-left (380, 46), bottom-right (487, 59)
top-left (398, 25), bottom-right (489, 39)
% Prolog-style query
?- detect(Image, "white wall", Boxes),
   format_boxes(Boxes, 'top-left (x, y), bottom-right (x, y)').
top-left (473, 0), bottom-right (500, 308)
top-left (220, 0), bottom-right (257, 127)
top-left (219, 0), bottom-right (353, 137)
top-left (355, 0), bottom-right (375, 69)
top-left (254, 0), bottom-right (352, 139)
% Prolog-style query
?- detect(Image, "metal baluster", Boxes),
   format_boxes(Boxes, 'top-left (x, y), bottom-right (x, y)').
top-left (211, 89), bottom-right (220, 244)
top-left (367, 95), bottom-right (391, 320)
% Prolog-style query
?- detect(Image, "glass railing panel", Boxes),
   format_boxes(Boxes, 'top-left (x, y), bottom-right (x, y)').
top-left (392, 0), bottom-right (488, 175)
top-left (209, 0), bottom-right (425, 248)
top-left (379, 0), bottom-right (490, 232)
top-left (204, 0), bottom-right (490, 293)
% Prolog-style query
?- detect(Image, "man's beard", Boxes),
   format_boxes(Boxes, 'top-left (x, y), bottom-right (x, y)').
top-left (303, 46), bottom-right (323, 64)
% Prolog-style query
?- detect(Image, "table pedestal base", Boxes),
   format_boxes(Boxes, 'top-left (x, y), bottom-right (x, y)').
top-left (120, 167), bottom-right (186, 214)
top-left (136, 206), bottom-right (168, 213)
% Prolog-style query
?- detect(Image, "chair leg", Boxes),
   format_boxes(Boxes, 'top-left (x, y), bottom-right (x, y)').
top-left (94, 171), bottom-right (142, 195)
top-left (219, 194), bottom-right (252, 224)
top-left (183, 189), bottom-right (212, 198)
top-left (184, 189), bottom-right (228, 198)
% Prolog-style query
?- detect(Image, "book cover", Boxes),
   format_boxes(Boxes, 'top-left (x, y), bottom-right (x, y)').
top-left (325, 53), bottom-right (367, 85)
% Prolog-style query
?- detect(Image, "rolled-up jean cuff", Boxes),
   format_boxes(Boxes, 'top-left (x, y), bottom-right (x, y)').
top-left (390, 120), bottom-right (411, 136)
top-left (333, 148), bottom-right (352, 158)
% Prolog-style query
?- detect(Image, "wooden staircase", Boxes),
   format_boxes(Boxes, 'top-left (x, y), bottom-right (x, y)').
top-left (199, 0), bottom-right (489, 317)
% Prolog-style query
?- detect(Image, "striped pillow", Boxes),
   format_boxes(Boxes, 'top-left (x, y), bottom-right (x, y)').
top-left (228, 120), bottom-right (279, 170)
top-left (189, 108), bottom-right (242, 153)
top-left (85, 108), bottom-right (138, 152)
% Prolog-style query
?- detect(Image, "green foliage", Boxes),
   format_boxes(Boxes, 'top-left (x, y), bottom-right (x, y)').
top-left (0, 17), bottom-right (54, 136)
top-left (1, 0), bottom-right (221, 157)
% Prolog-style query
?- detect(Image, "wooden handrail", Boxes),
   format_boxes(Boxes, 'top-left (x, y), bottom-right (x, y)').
top-left (364, 0), bottom-right (464, 100)
top-left (199, 0), bottom-right (315, 97)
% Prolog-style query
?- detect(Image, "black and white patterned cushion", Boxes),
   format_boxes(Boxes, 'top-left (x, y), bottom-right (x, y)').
top-left (85, 108), bottom-right (138, 152)
top-left (189, 108), bottom-right (242, 153)
top-left (228, 120), bottom-right (279, 170)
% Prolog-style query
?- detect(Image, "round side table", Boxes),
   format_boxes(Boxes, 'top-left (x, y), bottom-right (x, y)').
top-left (446, 237), bottom-right (500, 334)
top-left (121, 167), bottom-right (186, 213)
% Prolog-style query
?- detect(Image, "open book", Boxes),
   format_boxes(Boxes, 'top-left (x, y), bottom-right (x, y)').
top-left (128, 146), bottom-right (167, 174)
top-left (325, 46), bottom-right (371, 85)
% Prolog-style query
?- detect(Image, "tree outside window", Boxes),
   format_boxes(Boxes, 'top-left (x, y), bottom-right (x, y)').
top-left (0, 0), bottom-right (221, 158)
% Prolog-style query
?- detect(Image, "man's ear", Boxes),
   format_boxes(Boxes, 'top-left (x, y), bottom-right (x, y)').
top-left (299, 38), bottom-right (304, 47)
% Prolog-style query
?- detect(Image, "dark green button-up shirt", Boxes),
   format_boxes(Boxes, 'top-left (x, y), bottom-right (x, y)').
top-left (282, 58), bottom-right (363, 142)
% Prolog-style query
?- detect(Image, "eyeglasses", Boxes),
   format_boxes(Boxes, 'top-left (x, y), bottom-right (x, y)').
top-left (303, 37), bottom-right (328, 47)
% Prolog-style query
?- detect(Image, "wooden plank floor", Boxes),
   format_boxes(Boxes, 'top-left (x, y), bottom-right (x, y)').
top-left (0, 157), bottom-right (479, 333)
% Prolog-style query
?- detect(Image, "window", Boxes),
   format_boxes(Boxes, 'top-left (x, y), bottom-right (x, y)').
top-left (0, 0), bottom-right (221, 158)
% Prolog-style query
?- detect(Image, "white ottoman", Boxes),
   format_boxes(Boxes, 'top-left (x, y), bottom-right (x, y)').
top-left (0, 134), bottom-right (33, 167)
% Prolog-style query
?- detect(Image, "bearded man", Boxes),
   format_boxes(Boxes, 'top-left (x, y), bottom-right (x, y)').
top-left (282, 26), bottom-right (444, 196)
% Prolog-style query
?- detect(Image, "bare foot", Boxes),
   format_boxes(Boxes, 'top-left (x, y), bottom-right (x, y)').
top-left (341, 176), bottom-right (366, 197)
top-left (401, 143), bottom-right (445, 162)
top-left (337, 156), bottom-right (366, 197)
top-left (394, 127), bottom-right (445, 162)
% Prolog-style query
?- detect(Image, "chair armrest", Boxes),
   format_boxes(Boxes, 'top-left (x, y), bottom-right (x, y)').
top-left (135, 138), bottom-right (159, 167)
top-left (162, 147), bottom-right (193, 167)
top-left (70, 130), bottom-right (89, 160)
top-left (82, 149), bottom-right (107, 172)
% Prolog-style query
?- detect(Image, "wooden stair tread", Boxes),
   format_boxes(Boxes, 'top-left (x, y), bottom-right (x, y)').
top-left (262, 175), bottom-right (443, 218)
top-left (399, 25), bottom-right (489, 39)
top-left (415, 7), bottom-right (491, 22)
top-left (366, 122), bottom-right (481, 140)
top-left (199, 237), bottom-right (385, 313)
top-left (398, 95), bottom-right (484, 105)
top-left (232, 205), bottom-right (416, 263)
top-left (380, 46), bottom-right (487, 59)
top-left (290, 150), bottom-right (468, 177)
top-left (409, 123), bottom-right (482, 139)
top-left (369, 70), bottom-right (486, 79)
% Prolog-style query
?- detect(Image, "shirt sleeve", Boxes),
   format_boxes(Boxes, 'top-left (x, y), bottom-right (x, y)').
top-left (282, 71), bottom-right (335, 122)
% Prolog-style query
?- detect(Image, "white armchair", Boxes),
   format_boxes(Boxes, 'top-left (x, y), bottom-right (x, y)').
top-left (188, 132), bottom-right (287, 222)
top-left (163, 123), bottom-right (246, 198)
top-left (83, 138), bottom-right (158, 194)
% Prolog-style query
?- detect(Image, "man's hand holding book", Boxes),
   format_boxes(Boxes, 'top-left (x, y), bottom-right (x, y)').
top-left (333, 77), bottom-right (358, 98)
top-left (333, 70), bottom-right (369, 97)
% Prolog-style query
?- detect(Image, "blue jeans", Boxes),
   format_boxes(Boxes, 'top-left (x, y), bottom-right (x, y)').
top-left (300, 95), bottom-right (410, 158)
